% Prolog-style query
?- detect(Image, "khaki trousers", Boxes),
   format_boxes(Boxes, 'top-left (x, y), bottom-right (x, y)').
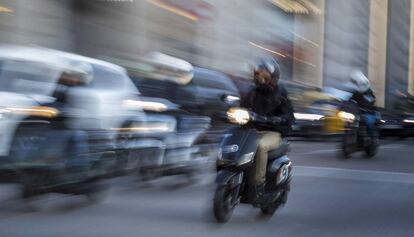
top-left (254, 131), bottom-right (282, 185)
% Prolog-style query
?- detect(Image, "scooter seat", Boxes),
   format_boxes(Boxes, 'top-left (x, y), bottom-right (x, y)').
top-left (267, 141), bottom-right (290, 161)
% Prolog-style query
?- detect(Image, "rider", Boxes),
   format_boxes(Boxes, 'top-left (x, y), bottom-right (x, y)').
top-left (242, 58), bottom-right (294, 199)
top-left (348, 70), bottom-right (379, 136)
top-left (47, 62), bottom-right (93, 173)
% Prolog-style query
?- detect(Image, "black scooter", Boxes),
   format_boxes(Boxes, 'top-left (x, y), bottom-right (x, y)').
top-left (339, 102), bottom-right (379, 159)
top-left (213, 108), bottom-right (293, 223)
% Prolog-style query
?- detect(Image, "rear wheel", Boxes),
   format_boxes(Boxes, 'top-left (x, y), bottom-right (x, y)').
top-left (364, 137), bottom-right (378, 158)
top-left (261, 201), bottom-right (279, 216)
top-left (213, 186), bottom-right (236, 223)
top-left (261, 185), bottom-right (289, 216)
top-left (20, 171), bottom-right (49, 211)
top-left (85, 181), bottom-right (107, 204)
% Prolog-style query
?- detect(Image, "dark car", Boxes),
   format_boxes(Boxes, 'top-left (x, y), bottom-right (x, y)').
top-left (130, 67), bottom-right (240, 118)
top-left (379, 110), bottom-right (414, 138)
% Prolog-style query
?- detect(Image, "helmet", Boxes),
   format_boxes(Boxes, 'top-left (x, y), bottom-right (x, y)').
top-left (350, 70), bottom-right (370, 92)
top-left (252, 57), bottom-right (281, 90)
top-left (61, 61), bottom-right (93, 85)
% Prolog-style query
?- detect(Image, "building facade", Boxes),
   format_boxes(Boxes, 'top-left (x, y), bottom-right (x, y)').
top-left (1, 0), bottom-right (414, 109)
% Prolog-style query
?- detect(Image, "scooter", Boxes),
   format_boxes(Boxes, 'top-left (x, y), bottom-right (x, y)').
top-left (339, 102), bottom-right (379, 159)
top-left (213, 108), bottom-right (293, 223)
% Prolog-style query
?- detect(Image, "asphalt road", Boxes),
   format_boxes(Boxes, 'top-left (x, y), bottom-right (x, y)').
top-left (1, 139), bottom-right (414, 237)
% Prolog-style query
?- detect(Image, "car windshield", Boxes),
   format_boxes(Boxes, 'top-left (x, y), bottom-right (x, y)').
top-left (192, 69), bottom-right (238, 93)
top-left (0, 59), bottom-right (59, 95)
top-left (89, 64), bottom-right (127, 90)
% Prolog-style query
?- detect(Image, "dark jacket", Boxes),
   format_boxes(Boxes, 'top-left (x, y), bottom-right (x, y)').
top-left (242, 85), bottom-right (295, 136)
top-left (350, 89), bottom-right (377, 113)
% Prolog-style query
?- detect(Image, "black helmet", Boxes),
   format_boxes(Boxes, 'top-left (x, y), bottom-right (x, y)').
top-left (252, 57), bottom-right (280, 89)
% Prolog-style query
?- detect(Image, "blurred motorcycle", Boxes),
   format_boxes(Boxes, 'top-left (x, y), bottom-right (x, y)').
top-left (11, 124), bottom-right (110, 204)
top-left (339, 101), bottom-right (380, 159)
top-left (213, 108), bottom-right (292, 223)
top-left (0, 46), bottom-right (143, 205)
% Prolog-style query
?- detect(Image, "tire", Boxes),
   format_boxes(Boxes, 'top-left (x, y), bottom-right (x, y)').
top-left (261, 201), bottom-right (279, 216)
top-left (364, 138), bottom-right (378, 158)
top-left (341, 130), bottom-right (356, 159)
top-left (20, 174), bottom-right (45, 211)
top-left (137, 169), bottom-right (156, 182)
top-left (341, 135), bottom-right (353, 159)
top-left (85, 181), bottom-right (107, 204)
top-left (213, 186), bottom-right (235, 223)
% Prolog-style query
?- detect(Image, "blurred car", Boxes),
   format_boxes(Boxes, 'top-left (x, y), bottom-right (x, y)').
top-left (118, 95), bottom-right (214, 181)
top-left (291, 100), bottom-right (345, 138)
top-left (113, 53), bottom-right (241, 119)
top-left (132, 67), bottom-right (241, 119)
top-left (110, 54), bottom-right (220, 180)
top-left (401, 115), bottom-right (414, 137)
top-left (0, 45), bottom-right (144, 181)
top-left (378, 110), bottom-right (414, 138)
top-left (110, 53), bottom-right (240, 147)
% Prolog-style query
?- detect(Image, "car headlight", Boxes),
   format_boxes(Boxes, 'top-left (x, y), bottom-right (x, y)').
top-left (224, 95), bottom-right (240, 104)
top-left (111, 122), bottom-right (174, 133)
top-left (337, 111), bottom-right (355, 122)
top-left (227, 107), bottom-right (250, 125)
top-left (7, 106), bottom-right (59, 118)
top-left (238, 152), bottom-right (254, 166)
top-left (122, 99), bottom-right (168, 112)
top-left (403, 119), bottom-right (414, 123)
top-left (294, 113), bottom-right (324, 121)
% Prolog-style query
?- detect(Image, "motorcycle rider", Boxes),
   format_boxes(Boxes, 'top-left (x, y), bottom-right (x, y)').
top-left (348, 70), bottom-right (379, 136)
top-left (45, 62), bottom-right (93, 173)
top-left (242, 58), bottom-right (294, 199)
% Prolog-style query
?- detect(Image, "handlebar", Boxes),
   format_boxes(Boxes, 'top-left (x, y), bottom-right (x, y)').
top-left (250, 111), bottom-right (282, 126)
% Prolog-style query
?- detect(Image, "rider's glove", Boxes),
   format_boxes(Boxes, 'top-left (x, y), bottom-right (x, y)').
top-left (266, 116), bottom-right (282, 125)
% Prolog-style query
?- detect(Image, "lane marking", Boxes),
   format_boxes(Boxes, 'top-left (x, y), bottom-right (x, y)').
top-left (297, 148), bottom-right (340, 155)
top-left (380, 144), bottom-right (408, 149)
top-left (295, 143), bottom-right (408, 155)
top-left (295, 165), bottom-right (414, 184)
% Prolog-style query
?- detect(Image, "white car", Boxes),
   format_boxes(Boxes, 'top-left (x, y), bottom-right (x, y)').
top-left (0, 45), bottom-right (146, 160)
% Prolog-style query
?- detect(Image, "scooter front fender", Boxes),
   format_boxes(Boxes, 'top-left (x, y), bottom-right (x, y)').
top-left (215, 169), bottom-right (243, 188)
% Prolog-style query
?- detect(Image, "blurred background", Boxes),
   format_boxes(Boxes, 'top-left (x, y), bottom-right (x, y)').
top-left (1, 1), bottom-right (414, 236)
top-left (1, 0), bottom-right (413, 120)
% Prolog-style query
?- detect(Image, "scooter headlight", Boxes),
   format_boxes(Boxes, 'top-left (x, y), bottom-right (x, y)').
top-left (227, 107), bottom-right (250, 125)
top-left (338, 111), bottom-right (355, 122)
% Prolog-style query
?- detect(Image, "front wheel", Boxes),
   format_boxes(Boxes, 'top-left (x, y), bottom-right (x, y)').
top-left (341, 131), bottom-right (355, 159)
top-left (213, 186), bottom-right (236, 223)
